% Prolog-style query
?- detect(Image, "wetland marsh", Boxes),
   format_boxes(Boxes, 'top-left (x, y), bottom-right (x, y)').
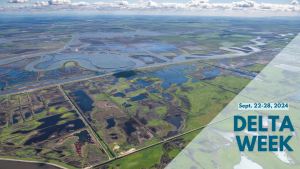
top-left (0, 15), bottom-right (298, 169)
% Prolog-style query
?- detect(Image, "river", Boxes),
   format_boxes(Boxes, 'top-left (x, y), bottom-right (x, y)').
top-left (0, 159), bottom-right (63, 169)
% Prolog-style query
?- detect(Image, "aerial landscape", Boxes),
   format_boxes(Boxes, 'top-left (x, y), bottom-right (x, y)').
top-left (0, 1), bottom-right (300, 168)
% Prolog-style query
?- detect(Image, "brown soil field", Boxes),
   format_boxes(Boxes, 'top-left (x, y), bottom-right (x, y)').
top-left (95, 100), bottom-right (107, 108)
top-left (94, 107), bottom-right (123, 121)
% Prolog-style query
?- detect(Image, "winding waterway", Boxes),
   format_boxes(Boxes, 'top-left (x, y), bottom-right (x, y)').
top-left (0, 30), bottom-right (266, 96)
top-left (0, 158), bottom-right (63, 169)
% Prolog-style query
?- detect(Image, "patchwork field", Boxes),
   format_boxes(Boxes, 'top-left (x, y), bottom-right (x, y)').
top-left (62, 81), bottom-right (161, 156)
top-left (0, 50), bottom-right (271, 168)
top-left (0, 15), bottom-right (298, 168)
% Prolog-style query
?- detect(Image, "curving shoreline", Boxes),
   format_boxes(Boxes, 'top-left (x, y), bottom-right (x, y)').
top-left (0, 30), bottom-right (265, 71)
top-left (0, 157), bottom-right (69, 169)
top-left (0, 30), bottom-right (266, 96)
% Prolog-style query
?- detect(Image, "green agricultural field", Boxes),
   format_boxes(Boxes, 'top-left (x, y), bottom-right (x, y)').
top-left (99, 143), bottom-right (180, 169)
top-left (204, 75), bottom-right (252, 93)
top-left (65, 61), bottom-right (76, 67)
top-left (105, 144), bottom-right (163, 169)
top-left (172, 80), bottom-right (237, 132)
top-left (267, 42), bottom-right (290, 48)
top-left (244, 64), bottom-right (266, 72)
